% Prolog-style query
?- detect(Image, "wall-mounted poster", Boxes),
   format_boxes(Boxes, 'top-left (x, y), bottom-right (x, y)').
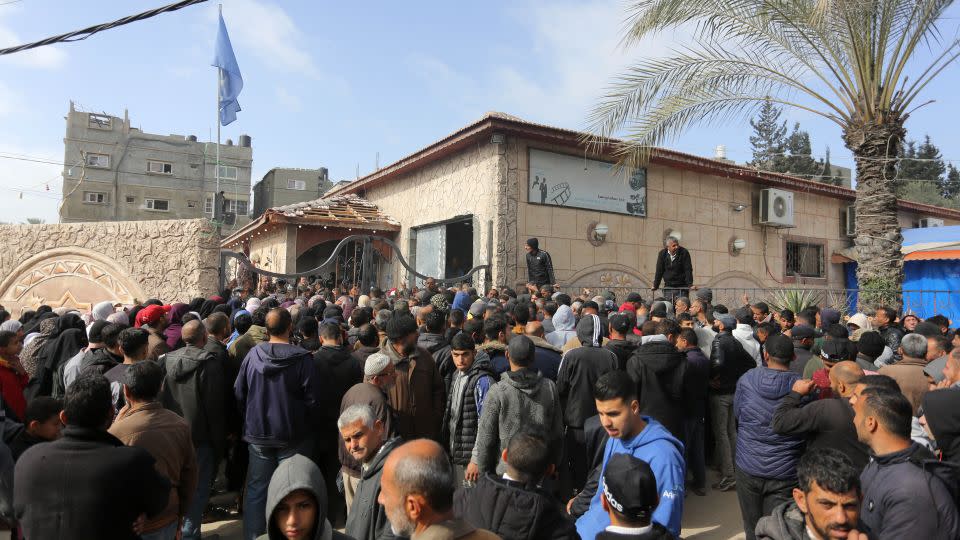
top-left (528, 148), bottom-right (647, 217)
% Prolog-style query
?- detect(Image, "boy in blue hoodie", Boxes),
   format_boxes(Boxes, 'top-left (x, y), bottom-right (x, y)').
top-left (575, 371), bottom-right (685, 538)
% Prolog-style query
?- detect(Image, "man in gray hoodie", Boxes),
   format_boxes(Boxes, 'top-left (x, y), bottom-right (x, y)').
top-left (468, 336), bottom-right (563, 480)
top-left (258, 454), bottom-right (352, 540)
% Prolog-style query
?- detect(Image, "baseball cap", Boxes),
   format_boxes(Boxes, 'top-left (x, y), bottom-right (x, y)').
top-left (602, 454), bottom-right (659, 521)
top-left (626, 292), bottom-right (642, 303)
top-left (134, 304), bottom-right (170, 328)
top-left (821, 339), bottom-right (852, 361)
top-left (790, 325), bottom-right (816, 340)
top-left (715, 313), bottom-right (736, 329)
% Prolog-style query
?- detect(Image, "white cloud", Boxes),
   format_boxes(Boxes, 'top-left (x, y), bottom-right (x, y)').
top-left (0, 9), bottom-right (66, 70)
top-left (274, 87), bottom-right (302, 112)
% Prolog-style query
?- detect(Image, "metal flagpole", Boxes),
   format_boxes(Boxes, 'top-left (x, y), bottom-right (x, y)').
top-left (215, 3), bottom-right (222, 216)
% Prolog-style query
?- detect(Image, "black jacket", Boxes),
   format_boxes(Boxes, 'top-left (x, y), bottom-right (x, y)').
top-left (860, 442), bottom-right (960, 539)
top-left (313, 345), bottom-right (363, 447)
top-left (653, 246), bottom-right (693, 289)
top-left (454, 473), bottom-right (580, 540)
top-left (605, 339), bottom-right (638, 371)
top-left (442, 356), bottom-right (497, 465)
top-left (14, 426), bottom-right (170, 540)
top-left (526, 249), bottom-right (556, 286)
top-left (879, 324), bottom-right (906, 359)
top-left (78, 347), bottom-right (122, 377)
top-left (771, 392), bottom-right (869, 471)
top-left (682, 347), bottom-right (710, 419)
top-left (160, 344), bottom-right (228, 458)
top-left (419, 332), bottom-right (453, 381)
top-left (557, 345), bottom-right (618, 429)
top-left (206, 338), bottom-right (241, 438)
top-left (709, 331), bottom-right (754, 394)
top-left (627, 340), bottom-right (687, 441)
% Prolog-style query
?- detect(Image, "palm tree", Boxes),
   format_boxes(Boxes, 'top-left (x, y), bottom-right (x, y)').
top-left (588, 0), bottom-right (960, 306)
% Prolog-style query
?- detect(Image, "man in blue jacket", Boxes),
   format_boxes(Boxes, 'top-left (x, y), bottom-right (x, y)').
top-left (235, 308), bottom-right (322, 540)
top-left (733, 334), bottom-right (804, 540)
top-left (575, 371), bottom-right (685, 539)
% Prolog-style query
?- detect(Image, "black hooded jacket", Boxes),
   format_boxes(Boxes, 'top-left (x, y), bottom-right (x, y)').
top-left (525, 244), bottom-right (556, 286)
top-left (923, 388), bottom-right (960, 464)
top-left (627, 338), bottom-right (687, 442)
top-left (79, 347), bottom-right (123, 377)
top-left (454, 473), bottom-right (579, 540)
top-left (159, 344), bottom-right (227, 458)
top-left (709, 331), bottom-right (754, 394)
top-left (605, 339), bottom-right (638, 371)
top-left (556, 316), bottom-right (618, 429)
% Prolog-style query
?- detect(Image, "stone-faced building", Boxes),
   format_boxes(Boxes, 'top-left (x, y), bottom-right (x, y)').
top-left (59, 102), bottom-right (253, 230)
top-left (224, 112), bottom-right (960, 301)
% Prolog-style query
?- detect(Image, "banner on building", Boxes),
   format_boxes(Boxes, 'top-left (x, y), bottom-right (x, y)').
top-left (528, 149), bottom-right (647, 217)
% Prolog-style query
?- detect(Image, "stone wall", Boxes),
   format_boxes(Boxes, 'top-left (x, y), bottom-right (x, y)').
top-left (361, 140), bottom-right (502, 286)
top-left (0, 219), bottom-right (220, 315)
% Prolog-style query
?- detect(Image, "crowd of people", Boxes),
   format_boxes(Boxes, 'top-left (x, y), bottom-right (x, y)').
top-left (0, 265), bottom-right (957, 540)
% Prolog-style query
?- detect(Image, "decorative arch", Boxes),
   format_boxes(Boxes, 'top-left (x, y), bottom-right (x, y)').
top-left (702, 270), bottom-right (769, 307)
top-left (0, 247), bottom-right (148, 314)
top-left (560, 264), bottom-right (652, 301)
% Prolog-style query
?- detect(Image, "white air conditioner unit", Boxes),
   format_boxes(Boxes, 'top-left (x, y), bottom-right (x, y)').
top-left (845, 205), bottom-right (856, 237)
top-left (758, 188), bottom-right (795, 227)
top-left (918, 217), bottom-right (944, 228)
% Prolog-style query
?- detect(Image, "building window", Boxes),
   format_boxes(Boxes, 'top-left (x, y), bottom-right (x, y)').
top-left (85, 153), bottom-right (110, 168)
top-left (204, 197), bottom-right (214, 215)
top-left (187, 200), bottom-right (198, 208)
top-left (83, 191), bottom-right (107, 204)
top-left (144, 198), bottom-right (170, 211)
top-left (228, 199), bottom-right (248, 215)
top-left (147, 161), bottom-right (173, 174)
top-left (125, 196), bottom-right (135, 204)
top-left (218, 165), bottom-right (238, 179)
top-left (88, 113), bottom-right (112, 129)
top-left (785, 241), bottom-right (825, 279)
top-left (287, 179), bottom-right (306, 190)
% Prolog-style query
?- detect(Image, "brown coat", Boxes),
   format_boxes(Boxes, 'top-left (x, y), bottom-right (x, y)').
top-left (412, 518), bottom-right (500, 540)
top-left (381, 339), bottom-right (446, 442)
top-left (879, 356), bottom-right (931, 415)
top-left (109, 402), bottom-right (198, 533)
top-left (145, 327), bottom-right (170, 362)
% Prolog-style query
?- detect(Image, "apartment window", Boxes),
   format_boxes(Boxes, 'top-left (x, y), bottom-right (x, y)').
top-left (218, 165), bottom-right (238, 179)
top-left (204, 197), bottom-right (214, 215)
top-left (187, 200), bottom-right (198, 208)
top-left (147, 160), bottom-right (173, 174)
top-left (85, 153), bottom-right (110, 168)
top-left (785, 241), bottom-right (825, 279)
top-left (144, 198), bottom-right (170, 211)
top-left (228, 199), bottom-right (248, 215)
top-left (88, 113), bottom-right (112, 129)
top-left (287, 179), bottom-right (306, 190)
top-left (83, 191), bottom-right (107, 204)
top-left (125, 196), bottom-right (135, 204)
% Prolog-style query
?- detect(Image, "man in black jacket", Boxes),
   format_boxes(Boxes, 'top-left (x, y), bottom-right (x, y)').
top-left (771, 361), bottom-right (869, 471)
top-left (525, 237), bottom-right (556, 289)
top-left (456, 431), bottom-right (579, 540)
top-left (605, 313), bottom-right (639, 371)
top-left (14, 373), bottom-right (170, 539)
top-left (651, 236), bottom-right (693, 301)
top-left (873, 305), bottom-right (905, 361)
top-left (443, 333), bottom-right (496, 485)
top-left (159, 320), bottom-right (227, 540)
top-left (557, 314), bottom-right (619, 495)
top-left (626, 319), bottom-right (687, 443)
top-left (709, 313), bottom-right (755, 491)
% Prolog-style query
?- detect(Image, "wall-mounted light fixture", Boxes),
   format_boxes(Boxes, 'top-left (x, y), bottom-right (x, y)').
top-left (729, 236), bottom-right (746, 255)
top-left (731, 202), bottom-right (747, 212)
top-left (588, 221), bottom-right (609, 246)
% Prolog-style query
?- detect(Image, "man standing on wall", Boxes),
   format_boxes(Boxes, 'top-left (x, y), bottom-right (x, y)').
top-left (525, 238), bottom-right (556, 290)
top-left (652, 236), bottom-right (693, 301)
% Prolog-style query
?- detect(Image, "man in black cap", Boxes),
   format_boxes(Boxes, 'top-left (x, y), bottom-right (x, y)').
top-left (597, 454), bottom-right (674, 539)
top-left (651, 236), bottom-right (693, 302)
top-left (525, 238), bottom-right (556, 290)
top-left (788, 325), bottom-right (815, 375)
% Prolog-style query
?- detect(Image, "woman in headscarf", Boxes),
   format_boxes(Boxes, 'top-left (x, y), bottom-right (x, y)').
top-left (33, 326), bottom-right (87, 399)
top-left (21, 316), bottom-right (60, 379)
top-left (91, 301), bottom-right (114, 322)
top-left (198, 299), bottom-right (219, 320)
top-left (187, 297), bottom-right (205, 314)
top-left (164, 303), bottom-right (190, 350)
top-left (336, 295), bottom-right (354, 321)
top-left (245, 297), bottom-right (262, 313)
top-left (107, 311), bottom-right (129, 326)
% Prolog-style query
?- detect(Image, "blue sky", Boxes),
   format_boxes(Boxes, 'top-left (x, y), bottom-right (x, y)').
top-left (2, 0), bottom-right (960, 222)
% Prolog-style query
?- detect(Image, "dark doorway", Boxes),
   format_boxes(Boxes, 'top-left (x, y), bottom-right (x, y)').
top-left (445, 219), bottom-right (473, 279)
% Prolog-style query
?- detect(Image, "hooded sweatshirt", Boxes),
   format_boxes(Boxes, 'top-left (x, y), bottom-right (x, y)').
top-left (754, 500), bottom-right (810, 540)
top-left (546, 305), bottom-right (577, 350)
top-left (557, 316), bottom-right (619, 429)
top-left (160, 344), bottom-right (227, 457)
top-left (234, 342), bottom-right (321, 447)
top-left (627, 335), bottom-right (687, 442)
top-left (471, 368), bottom-right (563, 474)
top-left (732, 323), bottom-right (762, 366)
top-left (575, 418), bottom-right (685, 539)
top-left (922, 388), bottom-right (960, 464)
top-left (257, 454), bottom-right (351, 540)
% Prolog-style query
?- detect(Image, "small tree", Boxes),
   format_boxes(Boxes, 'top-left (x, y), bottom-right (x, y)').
top-left (748, 100), bottom-right (788, 170)
top-left (23, 218), bottom-right (44, 225)
top-left (944, 165), bottom-right (960, 200)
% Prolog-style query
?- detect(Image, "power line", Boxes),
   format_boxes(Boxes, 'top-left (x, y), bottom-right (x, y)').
top-left (0, 0), bottom-right (207, 57)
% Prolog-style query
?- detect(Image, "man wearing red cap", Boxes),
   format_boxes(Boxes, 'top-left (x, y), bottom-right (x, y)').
top-left (135, 304), bottom-right (171, 362)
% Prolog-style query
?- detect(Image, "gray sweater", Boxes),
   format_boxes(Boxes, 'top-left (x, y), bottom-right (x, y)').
top-left (471, 368), bottom-right (563, 474)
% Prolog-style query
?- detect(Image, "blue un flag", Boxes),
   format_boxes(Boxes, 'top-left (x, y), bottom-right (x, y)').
top-left (212, 12), bottom-right (243, 126)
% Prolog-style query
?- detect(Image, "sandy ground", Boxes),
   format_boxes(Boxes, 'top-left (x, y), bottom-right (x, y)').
top-left (201, 469), bottom-right (747, 540)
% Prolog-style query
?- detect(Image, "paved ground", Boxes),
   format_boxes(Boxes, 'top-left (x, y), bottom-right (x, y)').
top-left (200, 470), bottom-right (747, 540)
